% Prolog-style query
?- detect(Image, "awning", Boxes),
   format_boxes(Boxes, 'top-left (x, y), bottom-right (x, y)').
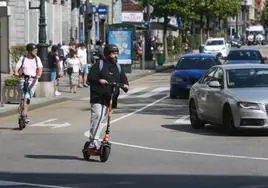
top-left (150, 22), bottom-right (178, 31)
top-left (119, 21), bottom-right (179, 31)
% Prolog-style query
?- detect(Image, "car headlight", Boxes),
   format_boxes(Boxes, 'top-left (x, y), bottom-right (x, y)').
top-left (238, 102), bottom-right (260, 110)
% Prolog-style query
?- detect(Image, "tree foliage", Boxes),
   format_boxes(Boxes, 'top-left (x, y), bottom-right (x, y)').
top-left (261, 4), bottom-right (268, 28)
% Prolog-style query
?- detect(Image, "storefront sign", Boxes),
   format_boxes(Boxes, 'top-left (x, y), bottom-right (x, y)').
top-left (122, 12), bottom-right (143, 22)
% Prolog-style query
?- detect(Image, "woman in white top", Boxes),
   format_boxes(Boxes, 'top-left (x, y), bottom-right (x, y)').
top-left (65, 48), bottom-right (81, 93)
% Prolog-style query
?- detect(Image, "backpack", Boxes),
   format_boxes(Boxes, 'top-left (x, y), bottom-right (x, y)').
top-left (18, 55), bottom-right (38, 75)
top-left (99, 60), bottom-right (121, 74)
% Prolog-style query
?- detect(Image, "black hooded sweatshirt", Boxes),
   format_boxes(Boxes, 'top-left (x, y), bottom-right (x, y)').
top-left (89, 59), bottom-right (129, 105)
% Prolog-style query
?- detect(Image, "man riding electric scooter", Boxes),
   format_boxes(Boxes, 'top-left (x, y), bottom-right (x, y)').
top-left (83, 44), bottom-right (129, 161)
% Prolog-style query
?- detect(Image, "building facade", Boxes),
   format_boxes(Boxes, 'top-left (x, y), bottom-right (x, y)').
top-left (7, 0), bottom-right (80, 46)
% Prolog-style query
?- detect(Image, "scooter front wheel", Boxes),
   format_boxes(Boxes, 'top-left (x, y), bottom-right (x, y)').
top-left (100, 143), bottom-right (111, 162)
top-left (18, 118), bottom-right (25, 130)
top-left (82, 141), bottom-right (91, 160)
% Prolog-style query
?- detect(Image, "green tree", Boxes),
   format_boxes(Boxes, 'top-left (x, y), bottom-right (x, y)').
top-left (139, 0), bottom-right (188, 59)
top-left (261, 3), bottom-right (268, 29)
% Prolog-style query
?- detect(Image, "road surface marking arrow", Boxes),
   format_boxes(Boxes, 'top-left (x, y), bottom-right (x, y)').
top-left (30, 118), bottom-right (71, 129)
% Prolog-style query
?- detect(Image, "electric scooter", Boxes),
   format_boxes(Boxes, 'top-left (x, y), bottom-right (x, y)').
top-left (18, 75), bottom-right (37, 130)
top-left (82, 82), bottom-right (124, 162)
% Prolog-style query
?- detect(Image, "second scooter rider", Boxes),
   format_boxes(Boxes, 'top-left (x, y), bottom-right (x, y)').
top-left (87, 44), bottom-right (129, 150)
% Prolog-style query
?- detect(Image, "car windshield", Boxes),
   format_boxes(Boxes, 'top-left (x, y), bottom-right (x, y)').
top-left (227, 68), bottom-right (268, 88)
top-left (227, 50), bottom-right (261, 61)
top-left (206, 40), bottom-right (224, 45)
top-left (176, 57), bottom-right (217, 70)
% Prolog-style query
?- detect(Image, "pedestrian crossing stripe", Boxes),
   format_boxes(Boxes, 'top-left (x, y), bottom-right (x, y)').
top-left (135, 87), bottom-right (169, 98)
top-left (118, 87), bottom-right (148, 99)
top-left (174, 115), bottom-right (190, 124)
top-left (80, 86), bottom-right (169, 100)
top-left (0, 180), bottom-right (69, 188)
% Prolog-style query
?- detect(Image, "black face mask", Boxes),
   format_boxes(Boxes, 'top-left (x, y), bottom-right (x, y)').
top-left (108, 56), bottom-right (117, 63)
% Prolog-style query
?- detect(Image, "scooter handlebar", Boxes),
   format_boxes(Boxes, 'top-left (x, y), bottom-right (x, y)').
top-left (106, 82), bottom-right (124, 88)
top-left (106, 82), bottom-right (128, 93)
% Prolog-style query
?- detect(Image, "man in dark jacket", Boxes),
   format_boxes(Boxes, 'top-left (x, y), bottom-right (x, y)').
top-left (48, 45), bottom-right (62, 96)
top-left (87, 44), bottom-right (129, 149)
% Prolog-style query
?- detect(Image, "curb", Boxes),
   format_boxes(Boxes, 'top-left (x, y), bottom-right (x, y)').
top-left (156, 64), bottom-right (174, 72)
top-left (0, 66), bottom-right (173, 118)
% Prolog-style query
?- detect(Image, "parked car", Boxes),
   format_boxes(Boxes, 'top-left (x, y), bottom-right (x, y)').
top-left (170, 53), bottom-right (221, 99)
top-left (225, 48), bottom-right (265, 64)
top-left (203, 37), bottom-right (231, 58)
top-left (189, 64), bottom-right (268, 135)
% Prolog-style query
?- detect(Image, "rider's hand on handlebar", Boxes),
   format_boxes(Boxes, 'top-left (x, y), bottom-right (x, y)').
top-left (99, 79), bottom-right (108, 86)
top-left (122, 84), bottom-right (129, 93)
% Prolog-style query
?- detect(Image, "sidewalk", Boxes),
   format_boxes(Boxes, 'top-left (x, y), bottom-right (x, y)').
top-left (0, 63), bottom-right (174, 117)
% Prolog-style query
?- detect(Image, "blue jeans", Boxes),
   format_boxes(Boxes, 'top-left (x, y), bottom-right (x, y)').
top-left (51, 68), bottom-right (57, 81)
top-left (20, 79), bottom-right (37, 100)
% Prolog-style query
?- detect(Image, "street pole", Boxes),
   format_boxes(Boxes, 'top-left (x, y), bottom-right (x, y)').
top-left (38, 0), bottom-right (49, 82)
top-left (29, 0), bottom-right (53, 97)
top-left (0, 20), bottom-right (3, 107)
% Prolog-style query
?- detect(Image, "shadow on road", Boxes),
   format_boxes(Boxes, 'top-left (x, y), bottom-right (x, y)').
top-left (162, 124), bottom-right (268, 137)
top-left (0, 172), bottom-right (268, 188)
top-left (24, 154), bottom-right (99, 162)
top-left (0, 127), bottom-right (21, 131)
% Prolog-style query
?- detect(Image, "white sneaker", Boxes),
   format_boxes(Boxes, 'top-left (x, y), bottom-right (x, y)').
top-left (55, 91), bottom-right (61, 96)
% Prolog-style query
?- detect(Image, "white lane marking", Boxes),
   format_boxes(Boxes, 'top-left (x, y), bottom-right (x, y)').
top-left (111, 141), bottom-right (268, 161)
top-left (136, 87), bottom-right (169, 98)
top-left (119, 87), bottom-right (148, 99)
top-left (31, 119), bottom-right (71, 129)
top-left (0, 180), bottom-right (70, 188)
top-left (174, 115), bottom-right (190, 124)
top-left (84, 94), bottom-right (169, 138)
top-left (80, 97), bottom-right (90, 101)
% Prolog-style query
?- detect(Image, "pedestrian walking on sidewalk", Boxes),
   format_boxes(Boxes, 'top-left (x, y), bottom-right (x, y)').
top-left (86, 44), bottom-right (129, 150)
top-left (48, 45), bottom-right (62, 96)
top-left (14, 43), bottom-right (43, 122)
top-left (77, 43), bottom-right (89, 88)
top-left (65, 48), bottom-right (81, 93)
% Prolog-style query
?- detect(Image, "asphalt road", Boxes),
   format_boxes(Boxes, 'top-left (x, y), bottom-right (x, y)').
top-left (1, 49), bottom-right (268, 187)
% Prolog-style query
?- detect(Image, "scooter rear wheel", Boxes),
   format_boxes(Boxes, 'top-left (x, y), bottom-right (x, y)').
top-left (82, 141), bottom-right (91, 160)
top-left (100, 144), bottom-right (111, 162)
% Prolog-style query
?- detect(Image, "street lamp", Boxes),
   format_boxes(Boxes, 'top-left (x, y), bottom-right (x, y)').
top-left (241, 0), bottom-right (248, 35)
top-left (29, 0), bottom-right (49, 82)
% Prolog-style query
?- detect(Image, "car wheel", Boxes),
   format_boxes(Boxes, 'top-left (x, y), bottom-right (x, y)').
top-left (223, 107), bottom-right (237, 136)
top-left (170, 91), bottom-right (176, 99)
top-left (189, 100), bottom-right (204, 129)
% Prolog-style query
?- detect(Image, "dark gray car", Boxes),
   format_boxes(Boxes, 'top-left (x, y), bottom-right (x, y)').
top-left (225, 48), bottom-right (264, 64)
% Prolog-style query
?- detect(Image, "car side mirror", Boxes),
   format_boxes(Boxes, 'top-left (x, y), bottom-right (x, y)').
top-left (208, 80), bottom-right (222, 88)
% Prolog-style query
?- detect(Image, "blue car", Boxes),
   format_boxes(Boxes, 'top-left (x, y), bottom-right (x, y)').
top-left (170, 53), bottom-right (221, 98)
top-left (226, 48), bottom-right (265, 64)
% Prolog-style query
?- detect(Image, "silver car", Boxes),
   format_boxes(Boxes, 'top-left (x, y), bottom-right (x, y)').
top-left (189, 64), bottom-right (268, 135)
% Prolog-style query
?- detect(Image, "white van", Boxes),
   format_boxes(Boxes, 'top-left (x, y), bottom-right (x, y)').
top-left (246, 25), bottom-right (266, 45)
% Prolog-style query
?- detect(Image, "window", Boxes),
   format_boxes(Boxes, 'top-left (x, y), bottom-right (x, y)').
top-left (226, 68), bottom-right (268, 88)
top-left (199, 67), bottom-right (217, 84)
top-left (176, 57), bottom-right (217, 70)
top-left (205, 40), bottom-right (224, 46)
top-left (227, 50), bottom-right (262, 61)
